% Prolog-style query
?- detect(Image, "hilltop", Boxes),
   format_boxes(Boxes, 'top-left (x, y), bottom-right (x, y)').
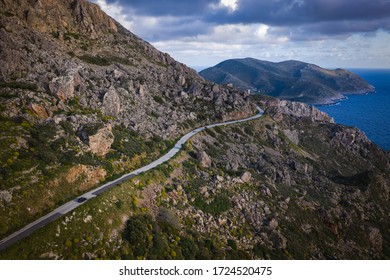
top-left (200, 58), bottom-right (374, 104)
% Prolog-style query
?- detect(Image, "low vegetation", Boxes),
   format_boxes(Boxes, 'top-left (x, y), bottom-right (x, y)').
top-left (0, 113), bottom-right (174, 240)
top-left (78, 54), bottom-right (133, 66)
top-left (0, 81), bottom-right (38, 91)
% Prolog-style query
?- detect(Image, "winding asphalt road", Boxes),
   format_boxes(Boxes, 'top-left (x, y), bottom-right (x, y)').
top-left (0, 106), bottom-right (264, 251)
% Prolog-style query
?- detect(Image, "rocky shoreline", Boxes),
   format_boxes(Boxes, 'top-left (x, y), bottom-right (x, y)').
top-left (311, 87), bottom-right (376, 106)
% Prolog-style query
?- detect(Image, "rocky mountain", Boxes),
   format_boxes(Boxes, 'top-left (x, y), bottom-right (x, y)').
top-left (1, 0), bottom-right (389, 260)
top-left (0, 0), bottom-right (254, 240)
top-left (200, 58), bottom-right (374, 104)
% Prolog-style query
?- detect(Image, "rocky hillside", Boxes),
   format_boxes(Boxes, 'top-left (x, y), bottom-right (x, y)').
top-left (200, 58), bottom-right (374, 104)
top-left (1, 95), bottom-right (389, 260)
top-left (0, 0), bottom-right (254, 239)
top-left (1, 0), bottom-right (389, 260)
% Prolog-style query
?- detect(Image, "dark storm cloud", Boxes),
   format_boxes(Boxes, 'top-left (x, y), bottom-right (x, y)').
top-left (94, 0), bottom-right (390, 39)
top-left (102, 0), bottom-right (390, 24)
top-left (103, 0), bottom-right (220, 16)
top-left (208, 0), bottom-right (390, 33)
top-left (271, 18), bottom-right (389, 42)
top-left (138, 17), bottom-right (212, 41)
top-left (304, 0), bottom-right (390, 21)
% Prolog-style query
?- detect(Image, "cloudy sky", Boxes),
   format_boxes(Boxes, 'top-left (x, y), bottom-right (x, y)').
top-left (91, 0), bottom-right (390, 70)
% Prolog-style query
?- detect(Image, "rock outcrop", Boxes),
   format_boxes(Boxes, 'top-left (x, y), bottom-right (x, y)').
top-left (103, 87), bottom-right (121, 117)
top-left (240, 171), bottom-right (252, 183)
top-left (64, 164), bottom-right (107, 191)
top-left (263, 99), bottom-right (334, 123)
top-left (89, 126), bottom-right (114, 156)
top-left (49, 68), bottom-right (81, 101)
top-left (30, 103), bottom-right (51, 119)
top-left (0, 190), bottom-right (12, 203)
top-left (197, 151), bottom-right (212, 168)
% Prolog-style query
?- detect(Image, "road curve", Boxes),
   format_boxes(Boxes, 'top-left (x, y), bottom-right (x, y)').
top-left (0, 106), bottom-right (264, 251)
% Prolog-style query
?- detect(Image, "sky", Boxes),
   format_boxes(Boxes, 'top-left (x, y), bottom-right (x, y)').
top-left (91, 0), bottom-right (390, 70)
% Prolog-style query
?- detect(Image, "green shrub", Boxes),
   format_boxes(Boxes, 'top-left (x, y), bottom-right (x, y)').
top-left (153, 95), bottom-right (164, 104)
top-left (156, 208), bottom-right (180, 232)
top-left (0, 91), bottom-right (17, 99)
top-left (115, 200), bottom-right (124, 209)
top-left (3, 11), bottom-right (15, 17)
top-left (0, 81), bottom-right (37, 91)
top-left (111, 125), bottom-right (171, 161)
top-left (124, 215), bottom-right (154, 258)
top-left (194, 190), bottom-right (232, 215)
top-left (231, 126), bottom-right (243, 135)
top-left (78, 55), bottom-right (132, 66)
top-left (205, 128), bottom-right (216, 138)
top-left (179, 237), bottom-right (199, 259)
top-left (78, 55), bottom-right (111, 66)
top-left (149, 232), bottom-right (170, 259)
top-left (63, 32), bottom-right (80, 41)
top-left (227, 239), bottom-right (237, 250)
top-left (82, 123), bottom-right (104, 136)
top-left (244, 126), bottom-right (254, 136)
top-left (214, 126), bottom-right (224, 135)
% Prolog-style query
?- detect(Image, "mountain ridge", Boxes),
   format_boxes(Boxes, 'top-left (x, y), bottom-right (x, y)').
top-left (200, 58), bottom-right (375, 104)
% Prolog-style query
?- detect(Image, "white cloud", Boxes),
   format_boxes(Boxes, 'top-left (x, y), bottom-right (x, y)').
top-left (209, 0), bottom-right (238, 12)
top-left (220, 0), bottom-right (238, 11)
top-left (196, 23), bottom-right (288, 45)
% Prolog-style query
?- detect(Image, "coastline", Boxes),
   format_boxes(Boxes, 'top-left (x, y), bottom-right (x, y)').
top-left (314, 68), bottom-right (390, 151)
top-left (251, 84), bottom-right (376, 107)
top-left (313, 87), bottom-right (376, 107)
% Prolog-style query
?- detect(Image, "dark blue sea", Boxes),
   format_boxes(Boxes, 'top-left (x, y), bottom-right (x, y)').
top-left (317, 69), bottom-right (390, 151)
